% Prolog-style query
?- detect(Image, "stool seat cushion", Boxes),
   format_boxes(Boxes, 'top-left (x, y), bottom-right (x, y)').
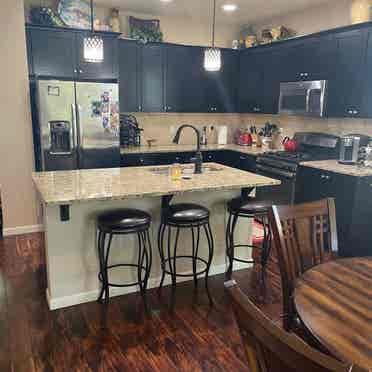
top-left (228, 197), bottom-right (272, 215)
top-left (98, 209), bottom-right (151, 231)
top-left (165, 203), bottom-right (209, 224)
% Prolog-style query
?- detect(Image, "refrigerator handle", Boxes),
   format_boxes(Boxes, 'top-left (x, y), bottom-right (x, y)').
top-left (77, 104), bottom-right (83, 148)
top-left (71, 104), bottom-right (78, 150)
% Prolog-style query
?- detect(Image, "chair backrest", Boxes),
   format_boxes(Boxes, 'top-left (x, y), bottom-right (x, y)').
top-left (225, 280), bottom-right (366, 372)
top-left (268, 198), bottom-right (338, 330)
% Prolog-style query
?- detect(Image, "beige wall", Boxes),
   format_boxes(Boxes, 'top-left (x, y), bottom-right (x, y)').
top-left (23, 0), bottom-right (238, 48)
top-left (252, 0), bottom-right (352, 38)
top-left (0, 0), bottom-right (38, 229)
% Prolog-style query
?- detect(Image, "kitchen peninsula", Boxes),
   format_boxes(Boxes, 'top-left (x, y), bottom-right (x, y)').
top-left (33, 164), bottom-right (280, 310)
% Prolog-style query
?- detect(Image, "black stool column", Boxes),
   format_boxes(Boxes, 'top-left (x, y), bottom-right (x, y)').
top-left (225, 197), bottom-right (272, 289)
top-left (97, 209), bottom-right (152, 310)
top-left (158, 203), bottom-right (214, 310)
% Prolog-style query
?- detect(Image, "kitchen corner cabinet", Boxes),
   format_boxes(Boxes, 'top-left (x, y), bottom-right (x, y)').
top-left (327, 29), bottom-right (367, 118)
top-left (238, 47), bottom-right (280, 114)
top-left (204, 49), bottom-right (239, 113)
top-left (164, 44), bottom-right (206, 113)
top-left (295, 166), bottom-right (372, 257)
top-left (26, 26), bottom-right (119, 80)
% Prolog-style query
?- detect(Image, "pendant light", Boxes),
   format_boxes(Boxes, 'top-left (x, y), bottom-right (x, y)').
top-left (84, 0), bottom-right (104, 63)
top-left (204, 0), bottom-right (221, 72)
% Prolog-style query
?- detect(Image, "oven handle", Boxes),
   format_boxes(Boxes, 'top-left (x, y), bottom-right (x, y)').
top-left (256, 164), bottom-right (295, 179)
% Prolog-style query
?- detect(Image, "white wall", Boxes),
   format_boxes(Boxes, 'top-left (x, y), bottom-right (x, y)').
top-left (252, 0), bottom-right (352, 39)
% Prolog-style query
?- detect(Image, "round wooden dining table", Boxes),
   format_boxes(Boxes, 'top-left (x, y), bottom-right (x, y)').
top-left (294, 257), bottom-right (372, 370)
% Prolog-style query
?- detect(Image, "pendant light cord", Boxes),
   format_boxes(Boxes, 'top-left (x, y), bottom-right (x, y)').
top-left (212, 0), bottom-right (216, 47)
top-left (90, 0), bottom-right (94, 32)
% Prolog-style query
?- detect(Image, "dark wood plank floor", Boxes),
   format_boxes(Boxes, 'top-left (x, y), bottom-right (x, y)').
top-left (0, 233), bottom-right (282, 372)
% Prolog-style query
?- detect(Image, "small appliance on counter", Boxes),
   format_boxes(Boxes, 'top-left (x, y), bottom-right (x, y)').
top-left (120, 114), bottom-right (143, 148)
top-left (218, 126), bottom-right (228, 145)
top-left (339, 134), bottom-right (370, 165)
top-left (283, 136), bottom-right (298, 152)
top-left (234, 128), bottom-right (252, 146)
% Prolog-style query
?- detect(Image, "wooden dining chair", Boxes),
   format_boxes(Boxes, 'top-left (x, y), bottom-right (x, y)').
top-left (268, 198), bottom-right (338, 331)
top-left (225, 280), bottom-right (366, 372)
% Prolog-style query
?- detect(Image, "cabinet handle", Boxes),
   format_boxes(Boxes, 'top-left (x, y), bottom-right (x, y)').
top-left (168, 106), bottom-right (172, 111)
top-left (320, 174), bottom-right (330, 180)
top-left (353, 110), bottom-right (359, 115)
top-left (73, 68), bottom-right (77, 73)
top-left (79, 69), bottom-right (83, 73)
top-left (240, 156), bottom-right (246, 160)
top-left (138, 105), bottom-right (142, 112)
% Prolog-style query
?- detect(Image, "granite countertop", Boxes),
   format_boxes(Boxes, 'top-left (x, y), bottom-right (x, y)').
top-left (120, 144), bottom-right (274, 156)
top-left (32, 163), bottom-right (281, 206)
top-left (301, 160), bottom-right (372, 177)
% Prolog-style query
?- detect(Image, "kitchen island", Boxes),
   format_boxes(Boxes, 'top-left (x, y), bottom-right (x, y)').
top-left (33, 164), bottom-right (280, 310)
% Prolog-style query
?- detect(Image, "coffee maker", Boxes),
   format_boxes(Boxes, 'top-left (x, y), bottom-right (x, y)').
top-left (339, 134), bottom-right (370, 164)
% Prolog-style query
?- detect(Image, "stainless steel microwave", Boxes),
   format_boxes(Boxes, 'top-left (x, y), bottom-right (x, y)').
top-left (278, 80), bottom-right (327, 117)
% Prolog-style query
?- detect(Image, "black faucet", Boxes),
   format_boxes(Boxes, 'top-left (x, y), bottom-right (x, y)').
top-left (173, 125), bottom-right (203, 174)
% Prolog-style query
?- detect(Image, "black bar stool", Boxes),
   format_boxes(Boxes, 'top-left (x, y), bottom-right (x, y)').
top-left (158, 203), bottom-right (214, 310)
top-left (97, 209), bottom-right (152, 308)
top-left (225, 197), bottom-right (272, 287)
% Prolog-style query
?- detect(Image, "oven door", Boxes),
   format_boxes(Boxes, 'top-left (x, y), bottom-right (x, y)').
top-left (279, 80), bottom-right (327, 117)
top-left (255, 164), bottom-right (296, 205)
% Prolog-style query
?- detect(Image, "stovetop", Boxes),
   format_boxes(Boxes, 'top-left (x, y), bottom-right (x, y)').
top-left (263, 151), bottom-right (313, 163)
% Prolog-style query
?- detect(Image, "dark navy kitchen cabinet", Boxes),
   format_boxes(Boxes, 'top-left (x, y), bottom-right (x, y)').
top-left (141, 44), bottom-right (165, 112)
top-left (238, 47), bottom-right (280, 114)
top-left (164, 45), bottom-right (206, 113)
top-left (205, 49), bottom-right (239, 113)
top-left (279, 35), bottom-right (335, 82)
top-left (295, 166), bottom-right (372, 257)
top-left (75, 33), bottom-right (118, 80)
top-left (327, 29), bottom-right (367, 118)
top-left (29, 28), bottom-right (77, 78)
top-left (362, 28), bottom-right (372, 117)
top-left (119, 40), bottom-right (141, 112)
top-left (27, 26), bottom-right (119, 80)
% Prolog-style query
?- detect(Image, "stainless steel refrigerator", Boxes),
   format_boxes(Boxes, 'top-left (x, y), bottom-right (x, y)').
top-left (36, 80), bottom-right (120, 171)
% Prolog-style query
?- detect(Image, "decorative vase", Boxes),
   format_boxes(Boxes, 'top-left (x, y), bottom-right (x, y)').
top-left (351, 0), bottom-right (371, 24)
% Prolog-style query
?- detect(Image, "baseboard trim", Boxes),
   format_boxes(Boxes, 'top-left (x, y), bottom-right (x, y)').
top-left (3, 224), bottom-right (44, 237)
top-left (46, 261), bottom-right (252, 310)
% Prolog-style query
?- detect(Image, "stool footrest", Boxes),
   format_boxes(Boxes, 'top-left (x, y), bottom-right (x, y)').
top-left (162, 256), bottom-right (209, 277)
top-left (98, 263), bottom-right (147, 288)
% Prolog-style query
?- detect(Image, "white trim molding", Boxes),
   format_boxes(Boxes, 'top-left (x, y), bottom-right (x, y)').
top-left (3, 224), bottom-right (44, 237)
top-left (46, 262), bottom-right (252, 310)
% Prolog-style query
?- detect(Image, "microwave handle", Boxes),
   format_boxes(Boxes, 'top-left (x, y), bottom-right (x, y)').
top-left (306, 88), bottom-right (311, 114)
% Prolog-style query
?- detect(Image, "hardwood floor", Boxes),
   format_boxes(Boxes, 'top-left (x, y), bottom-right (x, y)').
top-left (0, 233), bottom-right (282, 372)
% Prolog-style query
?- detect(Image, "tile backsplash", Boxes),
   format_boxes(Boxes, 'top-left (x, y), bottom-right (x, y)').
top-left (128, 112), bottom-right (372, 146)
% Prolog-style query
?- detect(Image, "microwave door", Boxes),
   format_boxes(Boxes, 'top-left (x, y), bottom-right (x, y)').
top-left (279, 85), bottom-right (308, 115)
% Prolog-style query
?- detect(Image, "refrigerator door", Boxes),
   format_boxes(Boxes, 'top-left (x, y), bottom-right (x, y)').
top-left (75, 82), bottom-right (120, 169)
top-left (37, 80), bottom-right (78, 171)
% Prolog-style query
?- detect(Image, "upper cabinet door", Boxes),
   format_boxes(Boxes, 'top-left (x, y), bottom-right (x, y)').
top-left (119, 40), bottom-right (140, 113)
top-left (141, 44), bottom-right (165, 112)
top-left (76, 33), bottom-right (118, 80)
top-left (165, 45), bottom-right (206, 113)
top-left (29, 28), bottom-right (76, 78)
top-left (362, 29), bottom-right (372, 117)
top-left (327, 29), bottom-right (367, 118)
top-left (279, 36), bottom-right (335, 81)
top-left (205, 49), bottom-right (239, 113)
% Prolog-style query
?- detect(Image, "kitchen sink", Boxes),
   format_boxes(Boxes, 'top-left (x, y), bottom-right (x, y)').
top-left (149, 164), bottom-right (224, 175)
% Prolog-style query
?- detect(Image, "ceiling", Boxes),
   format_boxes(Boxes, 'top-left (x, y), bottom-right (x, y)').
top-left (94, 0), bottom-right (332, 26)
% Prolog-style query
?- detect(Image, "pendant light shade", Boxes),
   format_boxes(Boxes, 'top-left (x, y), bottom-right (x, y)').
top-left (204, 47), bottom-right (221, 72)
top-left (204, 0), bottom-right (221, 72)
top-left (84, 35), bottom-right (104, 63)
top-left (84, 0), bottom-right (104, 63)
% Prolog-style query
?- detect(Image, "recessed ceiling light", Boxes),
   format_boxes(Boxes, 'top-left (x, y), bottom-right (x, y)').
top-left (222, 4), bottom-right (238, 12)
top-left (160, 0), bottom-right (173, 3)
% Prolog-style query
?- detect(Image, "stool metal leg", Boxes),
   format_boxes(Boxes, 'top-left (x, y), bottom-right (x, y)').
top-left (226, 213), bottom-right (239, 280)
top-left (191, 226), bottom-right (200, 290)
top-left (170, 227), bottom-right (180, 311)
top-left (97, 230), bottom-right (105, 303)
top-left (204, 222), bottom-right (214, 306)
top-left (158, 223), bottom-right (166, 292)
top-left (103, 234), bottom-right (113, 304)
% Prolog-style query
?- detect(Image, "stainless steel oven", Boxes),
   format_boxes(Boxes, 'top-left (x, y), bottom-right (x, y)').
top-left (279, 80), bottom-right (327, 117)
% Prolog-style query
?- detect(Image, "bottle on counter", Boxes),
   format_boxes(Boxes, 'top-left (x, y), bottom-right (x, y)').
top-left (201, 126), bottom-right (208, 146)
